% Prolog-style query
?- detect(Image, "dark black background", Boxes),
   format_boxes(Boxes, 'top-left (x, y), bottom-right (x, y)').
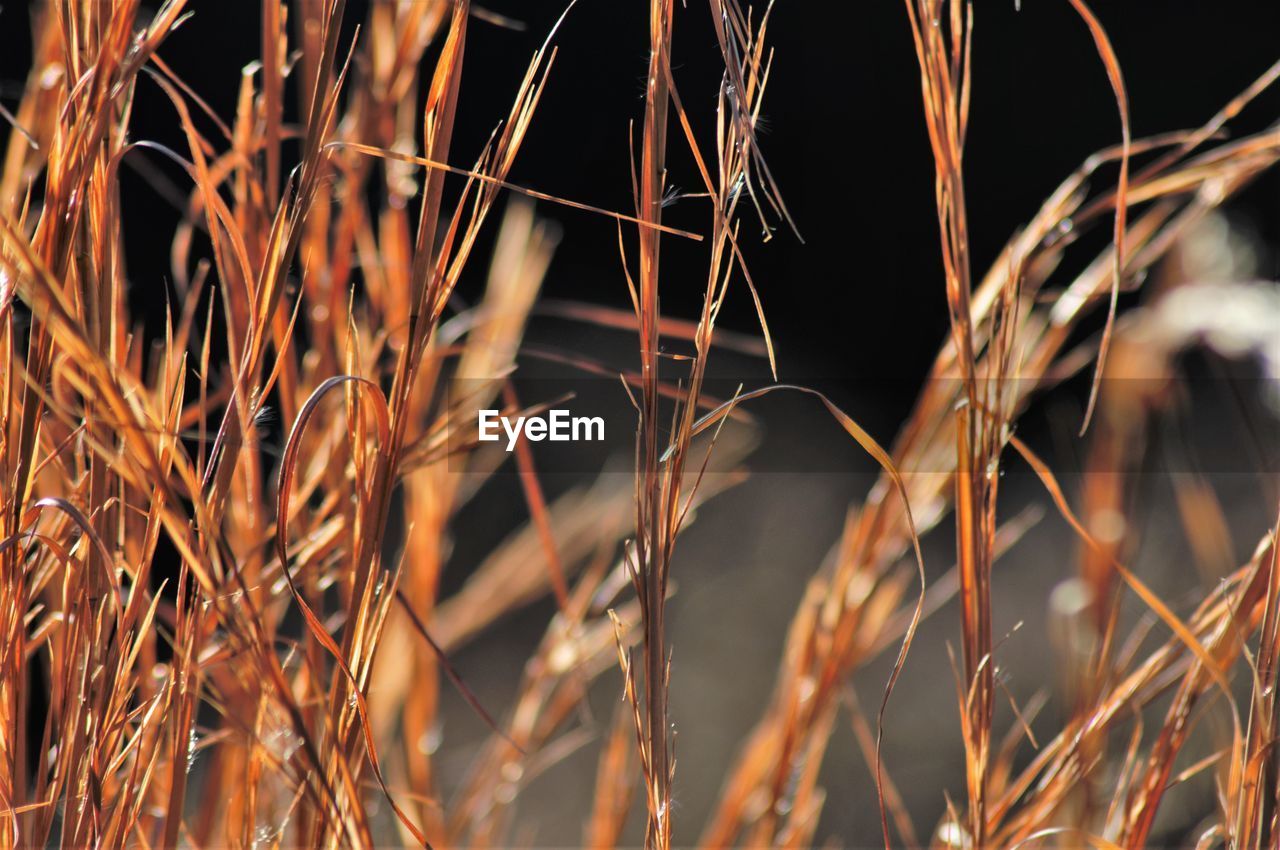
top-left (3, 0), bottom-right (1277, 413)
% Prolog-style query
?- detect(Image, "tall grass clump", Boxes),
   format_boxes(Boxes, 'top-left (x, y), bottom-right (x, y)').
top-left (1, 0), bottom-right (1278, 848)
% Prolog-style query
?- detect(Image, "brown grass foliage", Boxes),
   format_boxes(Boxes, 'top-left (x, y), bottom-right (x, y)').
top-left (0, 0), bottom-right (1278, 848)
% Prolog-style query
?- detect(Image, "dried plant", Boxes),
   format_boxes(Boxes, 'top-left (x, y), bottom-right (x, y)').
top-left (0, 1), bottom-right (1277, 849)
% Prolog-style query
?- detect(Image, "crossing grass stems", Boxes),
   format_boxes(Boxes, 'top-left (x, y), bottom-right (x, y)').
top-left (0, 0), bottom-right (1279, 848)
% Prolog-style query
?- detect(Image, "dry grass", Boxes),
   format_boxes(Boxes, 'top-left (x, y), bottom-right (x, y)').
top-left (0, 0), bottom-right (1278, 848)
